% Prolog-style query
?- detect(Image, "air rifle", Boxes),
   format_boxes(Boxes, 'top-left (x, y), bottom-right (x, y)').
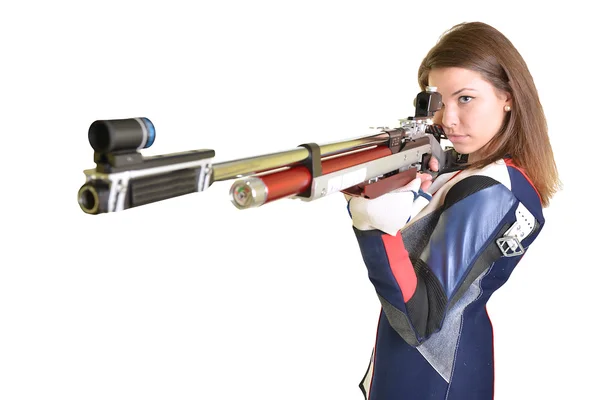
top-left (77, 86), bottom-right (460, 215)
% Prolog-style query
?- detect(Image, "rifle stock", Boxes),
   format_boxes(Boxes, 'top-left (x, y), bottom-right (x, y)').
top-left (77, 87), bottom-right (459, 215)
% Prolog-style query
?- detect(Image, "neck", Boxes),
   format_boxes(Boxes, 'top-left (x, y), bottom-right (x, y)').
top-left (467, 151), bottom-right (481, 163)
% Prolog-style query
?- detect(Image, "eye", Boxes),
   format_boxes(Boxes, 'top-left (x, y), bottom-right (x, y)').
top-left (458, 96), bottom-right (474, 104)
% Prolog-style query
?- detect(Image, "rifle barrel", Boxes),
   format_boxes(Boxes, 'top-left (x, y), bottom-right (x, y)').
top-left (229, 145), bottom-right (393, 209)
top-left (211, 132), bottom-right (390, 181)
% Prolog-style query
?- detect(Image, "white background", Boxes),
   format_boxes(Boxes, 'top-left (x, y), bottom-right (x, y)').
top-left (0, 1), bottom-right (596, 399)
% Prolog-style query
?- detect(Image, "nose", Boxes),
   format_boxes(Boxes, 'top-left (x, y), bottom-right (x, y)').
top-left (441, 105), bottom-right (458, 129)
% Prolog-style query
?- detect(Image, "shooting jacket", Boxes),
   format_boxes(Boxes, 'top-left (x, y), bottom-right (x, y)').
top-left (347, 158), bottom-right (544, 400)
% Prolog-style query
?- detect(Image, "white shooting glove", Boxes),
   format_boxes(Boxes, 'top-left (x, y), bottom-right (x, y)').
top-left (345, 177), bottom-right (431, 236)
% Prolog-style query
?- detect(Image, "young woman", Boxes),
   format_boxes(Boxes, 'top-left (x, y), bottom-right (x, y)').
top-left (345, 22), bottom-right (561, 399)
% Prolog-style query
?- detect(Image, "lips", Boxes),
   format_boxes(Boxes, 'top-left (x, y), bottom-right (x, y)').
top-left (447, 134), bottom-right (469, 143)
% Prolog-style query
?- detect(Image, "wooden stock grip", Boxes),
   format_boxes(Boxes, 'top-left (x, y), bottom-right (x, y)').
top-left (342, 167), bottom-right (418, 199)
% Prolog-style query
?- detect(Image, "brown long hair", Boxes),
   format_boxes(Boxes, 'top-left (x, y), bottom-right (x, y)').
top-left (417, 22), bottom-right (561, 207)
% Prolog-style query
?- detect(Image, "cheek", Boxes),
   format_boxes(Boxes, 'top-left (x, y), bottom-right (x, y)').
top-left (479, 104), bottom-right (505, 136)
top-left (467, 104), bottom-right (503, 136)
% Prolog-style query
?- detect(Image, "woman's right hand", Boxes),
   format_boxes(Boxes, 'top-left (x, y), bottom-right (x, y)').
top-left (418, 156), bottom-right (439, 192)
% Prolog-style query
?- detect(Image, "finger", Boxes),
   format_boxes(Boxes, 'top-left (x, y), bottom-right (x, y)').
top-left (417, 172), bottom-right (433, 184)
top-left (420, 179), bottom-right (433, 192)
top-left (417, 172), bottom-right (433, 181)
top-left (429, 157), bottom-right (439, 172)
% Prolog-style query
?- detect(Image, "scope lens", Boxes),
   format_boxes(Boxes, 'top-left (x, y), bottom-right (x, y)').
top-left (141, 117), bottom-right (155, 148)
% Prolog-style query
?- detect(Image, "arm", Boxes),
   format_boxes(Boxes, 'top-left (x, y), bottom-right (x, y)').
top-left (350, 174), bottom-right (541, 346)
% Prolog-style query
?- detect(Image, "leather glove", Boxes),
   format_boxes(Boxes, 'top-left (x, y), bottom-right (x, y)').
top-left (345, 176), bottom-right (431, 236)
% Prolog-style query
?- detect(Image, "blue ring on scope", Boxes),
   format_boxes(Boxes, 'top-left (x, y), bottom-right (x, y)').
top-left (141, 117), bottom-right (156, 148)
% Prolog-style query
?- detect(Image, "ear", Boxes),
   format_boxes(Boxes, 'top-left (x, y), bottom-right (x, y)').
top-left (503, 91), bottom-right (513, 108)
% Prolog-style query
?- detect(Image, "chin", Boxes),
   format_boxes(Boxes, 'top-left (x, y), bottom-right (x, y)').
top-left (450, 144), bottom-right (472, 155)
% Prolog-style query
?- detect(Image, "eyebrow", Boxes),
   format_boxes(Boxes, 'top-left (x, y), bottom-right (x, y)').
top-left (451, 88), bottom-right (478, 96)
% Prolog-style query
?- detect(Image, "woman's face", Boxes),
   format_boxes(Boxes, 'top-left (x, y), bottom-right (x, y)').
top-left (428, 67), bottom-right (511, 161)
